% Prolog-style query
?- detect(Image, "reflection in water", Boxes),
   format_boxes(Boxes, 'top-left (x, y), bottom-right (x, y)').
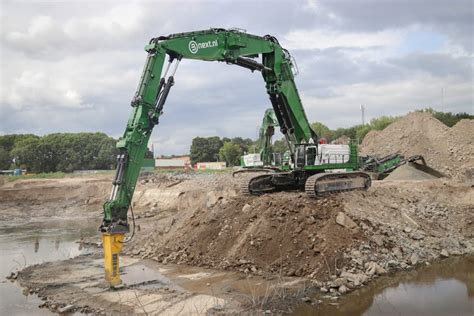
top-left (0, 219), bottom-right (97, 316)
top-left (294, 256), bottom-right (474, 316)
top-left (34, 236), bottom-right (39, 253)
top-left (55, 236), bottom-right (60, 251)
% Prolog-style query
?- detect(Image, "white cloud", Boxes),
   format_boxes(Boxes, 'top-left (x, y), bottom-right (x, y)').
top-left (302, 75), bottom-right (473, 128)
top-left (5, 70), bottom-right (88, 110)
top-left (283, 29), bottom-right (404, 50)
top-left (0, 0), bottom-right (472, 155)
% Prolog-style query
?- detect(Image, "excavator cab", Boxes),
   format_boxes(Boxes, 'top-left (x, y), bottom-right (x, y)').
top-left (294, 144), bottom-right (317, 168)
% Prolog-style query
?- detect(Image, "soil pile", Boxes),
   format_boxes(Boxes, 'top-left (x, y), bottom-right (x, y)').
top-left (127, 176), bottom-right (474, 291)
top-left (360, 112), bottom-right (474, 180)
top-left (128, 192), bottom-right (364, 280)
top-left (385, 163), bottom-right (438, 181)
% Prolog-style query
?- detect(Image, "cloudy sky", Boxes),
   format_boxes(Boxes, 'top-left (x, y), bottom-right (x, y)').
top-left (1, 0), bottom-right (472, 154)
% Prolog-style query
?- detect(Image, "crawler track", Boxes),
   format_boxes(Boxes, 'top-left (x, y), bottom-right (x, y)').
top-left (305, 172), bottom-right (371, 198)
top-left (239, 173), bottom-right (276, 195)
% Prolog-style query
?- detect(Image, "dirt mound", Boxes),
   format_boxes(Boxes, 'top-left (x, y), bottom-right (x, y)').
top-left (360, 112), bottom-right (473, 179)
top-left (385, 163), bottom-right (439, 181)
top-left (126, 177), bottom-right (474, 292)
top-left (129, 193), bottom-right (365, 279)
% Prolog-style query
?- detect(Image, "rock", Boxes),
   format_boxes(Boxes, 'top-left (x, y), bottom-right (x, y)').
top-left (242, 204), bottom-right (252, 213)
top-left (440, 249), bottom-right (449, 258)
top-left (404, 227), bottom-right (413, 233)
top-left (410, 253), bottom-right (419, 265)
top-left (330, 278), bottom-right (346, 288)
top-left (301, 296), bottom-right (312, 303)
top-left (58, 305), bottom-right (75, 313)
top-left (338, 285), bottom-right (348, 294)
top-left (206, 191), bottom-right (221, 208)
top-left (350, 249), bottom-right (363, 259)
top-left (372, 234), bottom-right (385, 247)
top-left (6, 271), bottom-right (18, 280)
top-left (410, 231), bottom-right (424, 240)
top-left (393, 247), bottom-right (403, 260)
top-left (387, 260), bottom-right (399, 268)
top-left (336, 212), bottom-right (357, 229)
top-left (340, 271), bottom-right (367, 286)
top-left (320, 287), bottom-right (328, 293)
top-left (365, 262), bottom-right (386, 275)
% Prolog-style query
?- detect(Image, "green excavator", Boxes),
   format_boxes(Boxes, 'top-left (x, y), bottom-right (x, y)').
top-left (239, 108), bottom-right (281, 169)
top-left (99, 28), bottom-right (371, 286)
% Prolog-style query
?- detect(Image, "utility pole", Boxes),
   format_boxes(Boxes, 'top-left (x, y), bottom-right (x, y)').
top-left (441, 88), bottom-right (444, 112)
top-left (360, 105), bottom-right (365, 125)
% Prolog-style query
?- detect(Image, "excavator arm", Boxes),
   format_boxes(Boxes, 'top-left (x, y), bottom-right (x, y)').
top-left (99, 28), bottom-right (317, 286)
top-left (258, 108), bottom-right (279, 166)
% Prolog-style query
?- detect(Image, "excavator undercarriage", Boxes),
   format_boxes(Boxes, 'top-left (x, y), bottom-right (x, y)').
top-left (239, 170), bottom-right (371, 197)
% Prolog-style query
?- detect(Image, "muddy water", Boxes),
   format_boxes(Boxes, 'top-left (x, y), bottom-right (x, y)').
top-left (1, 218), bottom-right (473, 315)
top-left (0, 217), bottom-right (97, 315)
top-left (295, 256), bottom-right (474, 316)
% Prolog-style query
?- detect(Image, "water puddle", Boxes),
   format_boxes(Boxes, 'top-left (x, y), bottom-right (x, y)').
top-left (0, 217), bottom-right (98, 315)
top-left (294, 256), bottom-right (474, 316)
top-left (123, 259), bottom-right (306, 299)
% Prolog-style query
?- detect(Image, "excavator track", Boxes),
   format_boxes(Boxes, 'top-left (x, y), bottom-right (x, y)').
top-left (305, 171), bottom-right (371, 198)
top-left (239, 173), bottom-right (276, 195)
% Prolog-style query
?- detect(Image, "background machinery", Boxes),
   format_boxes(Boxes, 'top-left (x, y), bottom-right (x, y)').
top-left (100, 28), bottom-right (371, 286)
top-left (361, 154), bottom-right (444, 179)
top-left (240, 108), bottom-right (281, 168)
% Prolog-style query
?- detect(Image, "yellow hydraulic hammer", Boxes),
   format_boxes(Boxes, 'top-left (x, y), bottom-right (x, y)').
top-left (102, 233), bottom-right (124, 286)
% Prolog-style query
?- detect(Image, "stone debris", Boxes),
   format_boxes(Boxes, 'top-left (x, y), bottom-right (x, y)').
top-left (335, 212), bottom-right (358, 229)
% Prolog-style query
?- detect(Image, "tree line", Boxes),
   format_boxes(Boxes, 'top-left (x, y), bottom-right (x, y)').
top-left (190, 136), bottom-right (254, 166)
top-left (0, 133), bottom-right (118, 172)
top-left (1, 109), bottom-right (470, 172)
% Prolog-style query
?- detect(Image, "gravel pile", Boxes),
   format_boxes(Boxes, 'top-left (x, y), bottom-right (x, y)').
top-left (360, 112), bottom-right (474, 180)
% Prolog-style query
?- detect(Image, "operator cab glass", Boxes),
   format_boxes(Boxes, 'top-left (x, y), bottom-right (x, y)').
top-left (306, 146), bottom-right (317, 166)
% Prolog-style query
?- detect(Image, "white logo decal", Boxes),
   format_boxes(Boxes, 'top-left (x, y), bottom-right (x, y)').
top-left (188, 39), bottom-right (218, 54)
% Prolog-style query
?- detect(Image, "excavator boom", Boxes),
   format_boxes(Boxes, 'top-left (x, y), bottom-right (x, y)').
top-left (100, 28), bottom-right (318, 286)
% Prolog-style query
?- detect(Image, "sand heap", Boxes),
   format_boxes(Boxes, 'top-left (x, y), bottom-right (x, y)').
top-left (360, 112), bottom-right (473, 179)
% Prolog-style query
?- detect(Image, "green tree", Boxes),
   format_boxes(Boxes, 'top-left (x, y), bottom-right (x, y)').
top-left (9, 133), bottom-right (117, 173)
top-left (271, 139), bottom-right (288, 154)
top-left (219, 142), bottom-right (242, 166)
top-left (310, 122), bottom-right (333, 141)
top-left (230, 137), bottom-right (254, 154)
top-left (418, 108), bottom-right (473, 127)
top-left (0, 134), bottom-right (39, 169)
top-left (11, 136), bottom-right (50, 172)
top-left (190, 136), bottom-right (223, 164)
top-left (0, 147), bottom-right (11, 170)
